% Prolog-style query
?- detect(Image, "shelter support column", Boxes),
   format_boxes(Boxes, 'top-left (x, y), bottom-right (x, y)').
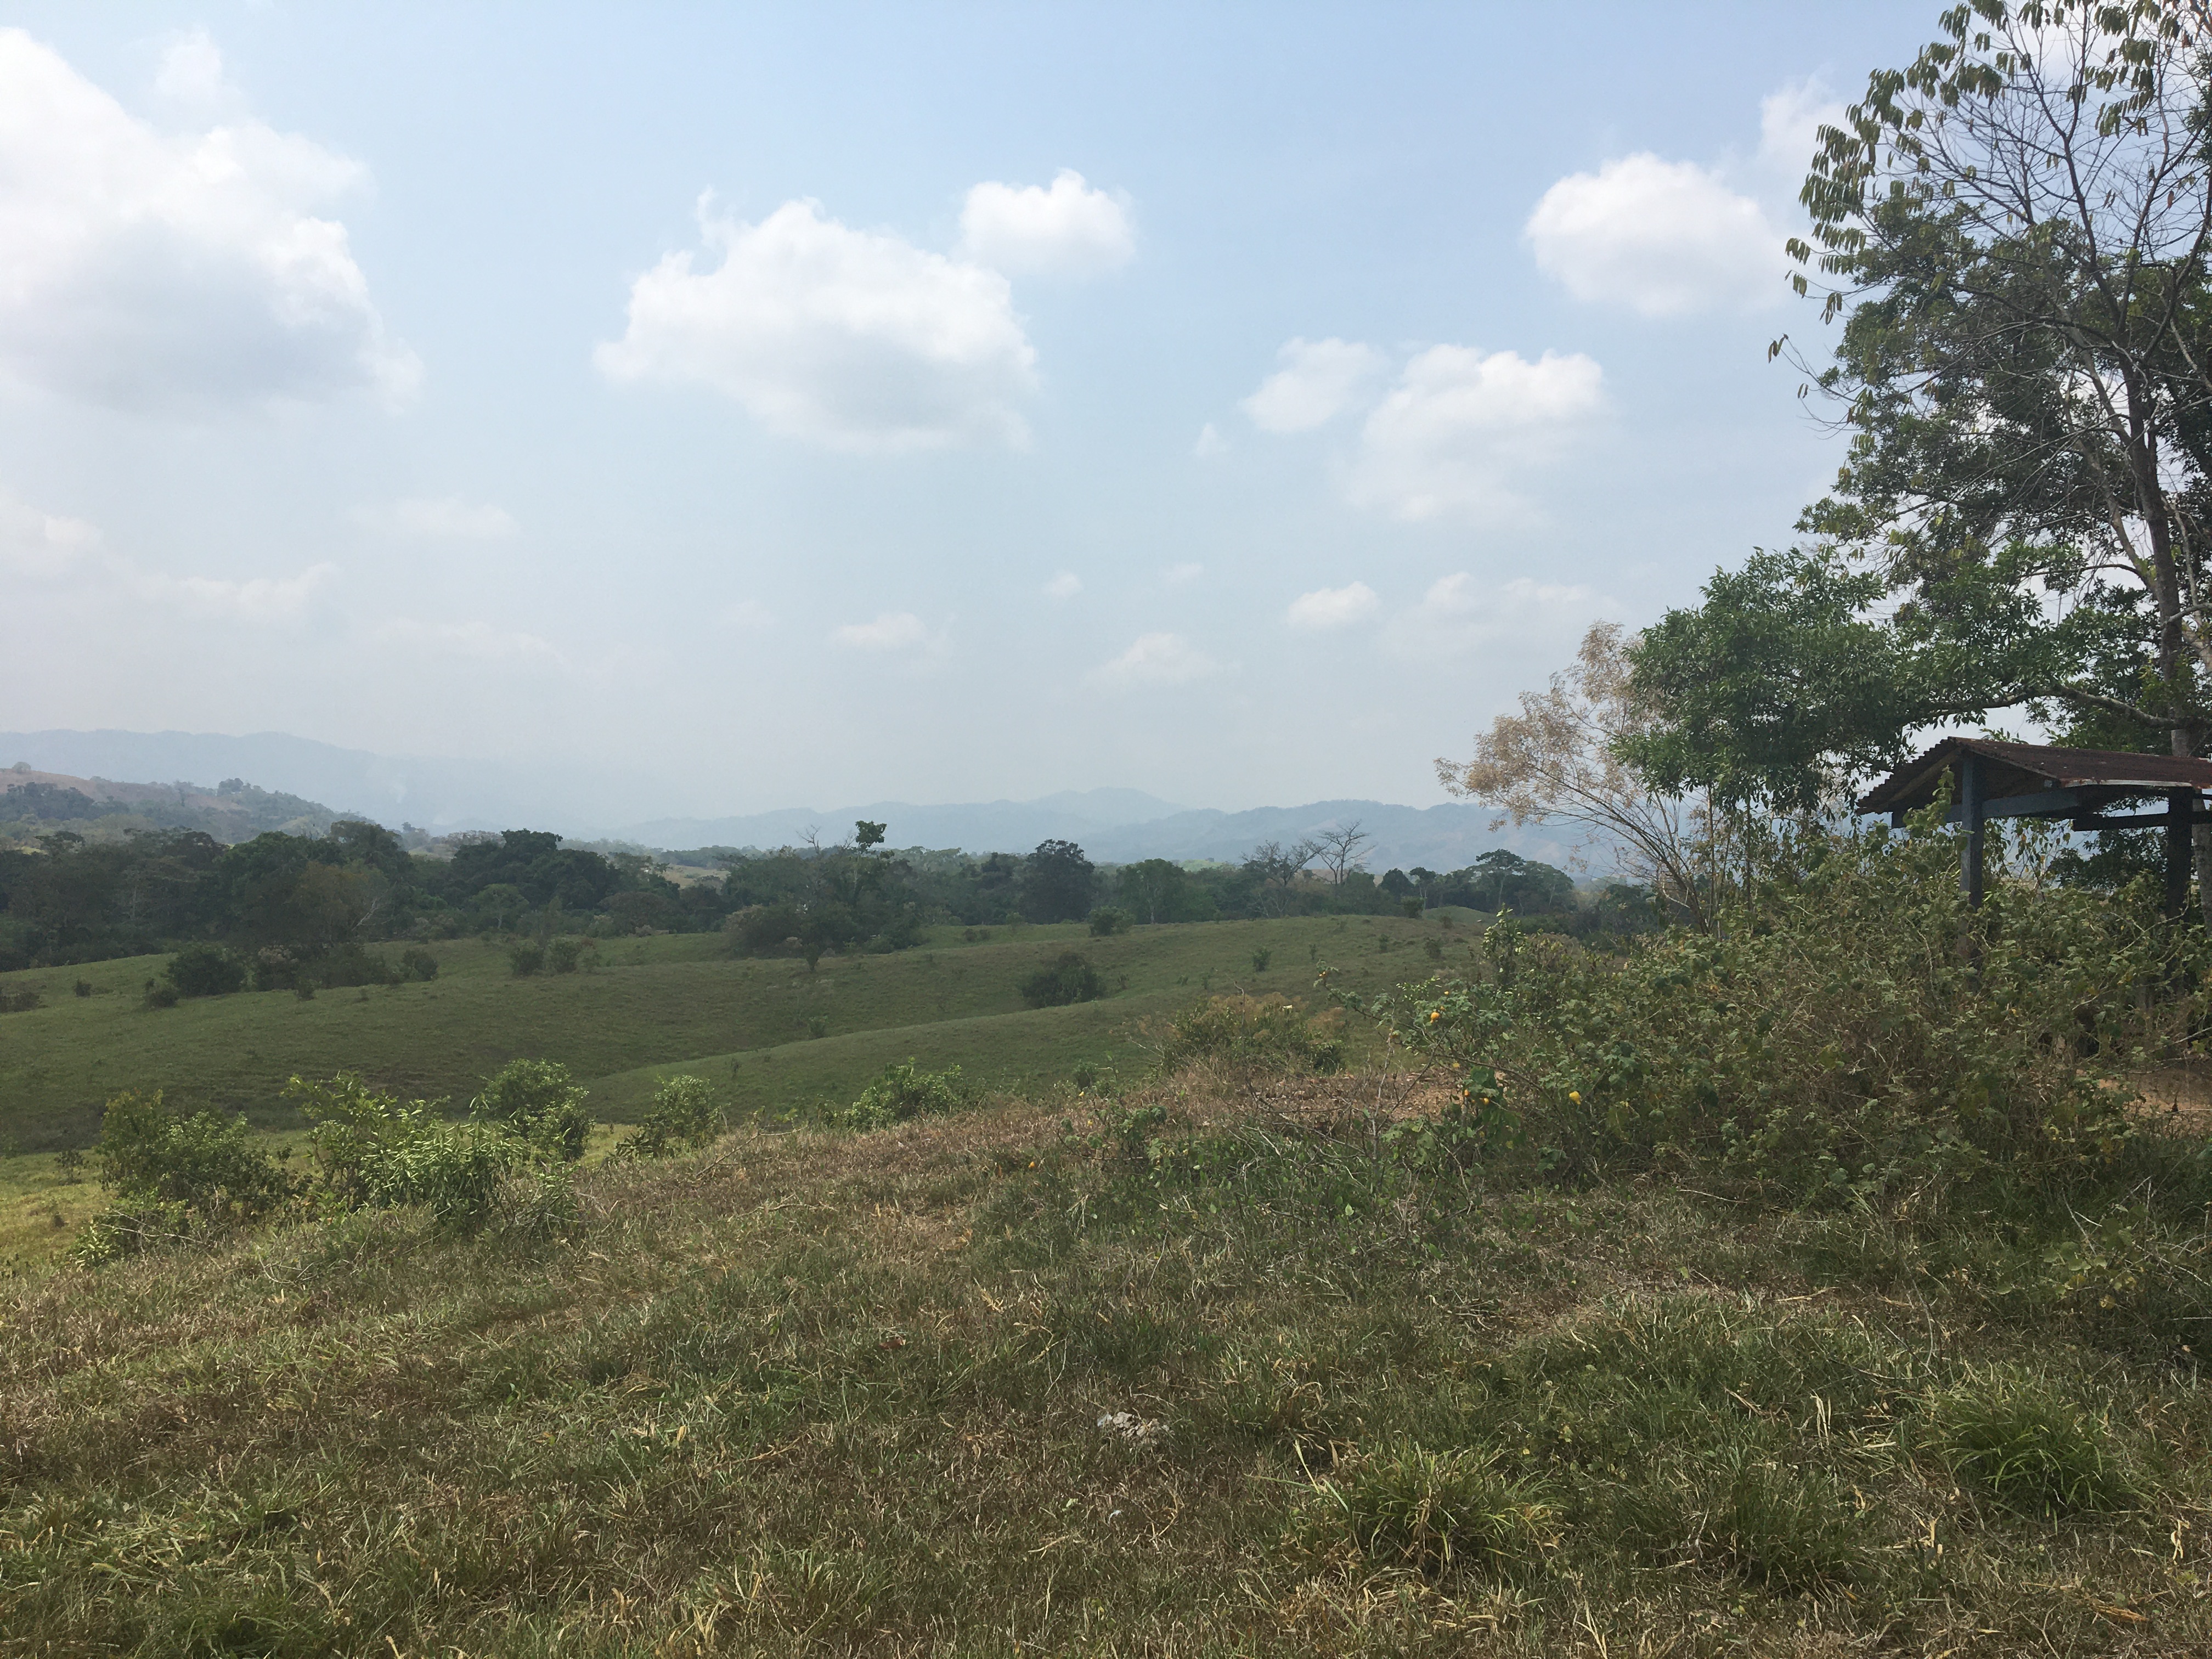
top-left (2167, 789), bottom-right (2195, 922)
top-left (1960, 753), bottom-right (1985, 908)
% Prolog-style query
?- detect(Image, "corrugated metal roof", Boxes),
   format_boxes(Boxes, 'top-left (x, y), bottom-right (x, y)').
top-left (1857, 737), bottom-right (2212, 814)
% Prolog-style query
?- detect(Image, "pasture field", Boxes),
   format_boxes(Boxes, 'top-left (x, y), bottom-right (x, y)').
top-left (4, 1074), bottom-right (2207, 1656)
top-left (0, 912), bottom-right (1483, 1150)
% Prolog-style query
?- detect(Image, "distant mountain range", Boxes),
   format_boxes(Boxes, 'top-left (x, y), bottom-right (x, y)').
top-left (0, 729), bottom-right (1594, 873)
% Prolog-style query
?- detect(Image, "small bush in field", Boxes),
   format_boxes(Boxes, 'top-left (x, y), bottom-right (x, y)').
top-left (1021, 951), bottom-right (1101, 1008)
top-left (842, 1060), bottom-right (963, 1130)
top-left (142, 981), bottom-right (178, 1009)
top-left (507, 941), bottom-right (545, 977)
top-left (287, 1073), bottom-right (520, 1231)
top-left (76, 1090), bottom-right (292, 1261)
top-left (399, 947), bottom-right (439, 981)
top-left (625, 1075), bottom-right (725, 1158)
top-left (472, 1059), bottom-right (591, 1161)
top-left (165, 943), bottom-right (246, 997)
top-left (548, 936), bottom-right (594, 974)
top-left (1161, 995), bottom-right (1346, 1076)
top-left (1087, 906), bottom-right (1131, 937)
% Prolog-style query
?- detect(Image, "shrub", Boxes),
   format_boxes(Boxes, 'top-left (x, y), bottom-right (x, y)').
top-left (626, 1075), bottom-right (725, 1158)
top-left (399, 947), bottom-right (439, 981)
top-left (1250, 947), bottom-right (1272, 972)
top-left (842, 1060), bottom-right (963, 1130)
top-left (1360, 817), bottom-right (2197, 1205)
top-left (318, 944), bottom-right (399, 989)
top-left (1087, 906), bottom-right (1131, 937)
top-left (1021, 951), bottom-right (1102, 1008)
top-left (165, 943), bottom-right (247, 998)
top-left (548, 936), bottom-right (594, 974)
top-left (507, 941), bottom-right (545, 977)
top-left (472, 1059), bottom-right (592, 1161)
top-left (1923, 1371), bottom-right (2137, 1517)
top-left (72, 978), bottom-right (91, 998)
top-left (287, 1073), bottom-right (520, 1231)
top-left (1161, 995), bottom-right (1347, 1076)
top-left (77, 1090), bottom-right (292, 1260)
top-left (1311, 1442), bottom-right (1556, 1578)
top-left (142, 981), bottom-right (178, 1009)
top-left (1, 983), bottom-right (44, 1013)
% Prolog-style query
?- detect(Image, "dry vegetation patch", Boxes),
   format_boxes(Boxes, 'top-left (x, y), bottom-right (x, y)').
top-left (2, 1073), bottom-right (2210, 1655)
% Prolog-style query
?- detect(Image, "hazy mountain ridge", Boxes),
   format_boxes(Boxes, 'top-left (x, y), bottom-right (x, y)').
top-left (1, 766), bottom-right (340, 843)
top-left (1, 730), bottom-right (1592, 873)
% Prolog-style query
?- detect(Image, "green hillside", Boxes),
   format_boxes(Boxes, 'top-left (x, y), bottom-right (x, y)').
top-left (0, 912), bottom-right (1485, 1149)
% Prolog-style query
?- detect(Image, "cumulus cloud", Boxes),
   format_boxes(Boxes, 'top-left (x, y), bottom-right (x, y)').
top-left (1286, 581), bottom-right (1379, 631)
top-left (374, 497), bottom-right (518, 540)
top-left (832, 611), bottom-right (932, 651)
top-left (0, 29), bottom-right (418, 410)
top-left (1523, 79), bottom-right (1844, 319)
top-left (1345, 346), bottom-right (1606, 523)
top-left (1241, 337), bottom-right (1385, 433)
top-left (596, 198), bottom-right (1037, 452)
top-left (958, 168), bottom-right (1133, 278)
top-left (1526, 154), bottom-right (1784, 317)
top-left (1193, 421), bottom-right (1227, 458)
top-left (1043, 571), bottom-right (1081, 600)
top-left (1091, 631), bottom-right (1223, 689)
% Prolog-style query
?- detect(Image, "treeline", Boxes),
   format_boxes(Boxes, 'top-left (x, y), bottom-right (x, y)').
top-left (0, 814), bottom-right (1598, 977)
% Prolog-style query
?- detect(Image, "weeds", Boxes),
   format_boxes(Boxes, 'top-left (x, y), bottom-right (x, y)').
top-left (1925, 1369), bottom-right (2140, 1517)
top-left (1311, 1441), bottom-right (1559, 1578)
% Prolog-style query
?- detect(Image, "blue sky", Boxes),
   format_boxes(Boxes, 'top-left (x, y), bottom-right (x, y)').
top-left (0, 2), bottom-right (1940, 816)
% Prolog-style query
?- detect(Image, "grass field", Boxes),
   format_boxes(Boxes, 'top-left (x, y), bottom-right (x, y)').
top-left (3, 1072), bottom-right (2206, 1656)
top-left (0, 913), bottom-right (1479, 1152)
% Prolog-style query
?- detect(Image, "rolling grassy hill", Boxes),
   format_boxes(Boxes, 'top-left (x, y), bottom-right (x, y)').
top-left (0, 911), bottom-right (1485, 1152)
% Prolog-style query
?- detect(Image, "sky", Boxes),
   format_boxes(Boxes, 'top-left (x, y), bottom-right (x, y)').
top-left (0, 2), bottom-right (1948, 818)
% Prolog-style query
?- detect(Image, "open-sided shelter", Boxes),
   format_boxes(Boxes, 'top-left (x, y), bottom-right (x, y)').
top-left (1855, 737), bottom-right (2212, 912)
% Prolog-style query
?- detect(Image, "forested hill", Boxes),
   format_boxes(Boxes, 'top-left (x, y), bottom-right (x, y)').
top-left (0, 766), bottom-right (338, 845)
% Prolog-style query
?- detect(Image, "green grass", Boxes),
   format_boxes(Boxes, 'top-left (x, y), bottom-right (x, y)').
top-left (2, 1075), bottom-right (2205, 1656)
top-left (0, 913), bottom-right (1476, 1149)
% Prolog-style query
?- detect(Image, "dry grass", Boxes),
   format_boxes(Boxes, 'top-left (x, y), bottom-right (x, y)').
top-left (2, 1071), bottom-right (2210, 1655)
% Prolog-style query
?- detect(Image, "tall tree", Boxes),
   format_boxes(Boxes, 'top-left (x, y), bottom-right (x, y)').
top-left (1750, 0), bottom-right (2212, 902)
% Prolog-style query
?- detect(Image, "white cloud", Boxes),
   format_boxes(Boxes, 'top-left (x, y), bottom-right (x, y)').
top-left (376, 497), bottom-right (518, 540)
top-left (596, 198), bottom-right (1037, 452)
top-left (1193, 421), bottom-right (1227, 458)
top-left (1286, 581), bottom-right (1379, 631)
top-left (1526, 153), bottom-right (1784, 317)
top-left (1163, 561), bottom-right (1203, 585)
top-left (1345, 345), bottom-right (1606, 523)
top-left (1091, 631), bottom-right (1223, 688)
top-left (0, 29), bottom-right (418, 410)
top-left (958, 168), bottom-right (1134, 278)
top-left (0, 490), bottom-right (100, 578)
top-left (375, 617), bottom-right (560, 662)
top-left (151, 28), bottom-right (236, 112)
top-left (141, 561), bottom-right (336, 620)
top-left (1240, 337), bottom-right (1386, 433)
top-left (1756, 79), bottom-right (1843, 179)
top-left (1390, 572), bottom-right (1606, 661)
top-left (1043, 571), bottom-right (1082, 600)
top-left (832, 611), bottom-right (932, 651)
top-left (2, 484), bottom-right (333, 621)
